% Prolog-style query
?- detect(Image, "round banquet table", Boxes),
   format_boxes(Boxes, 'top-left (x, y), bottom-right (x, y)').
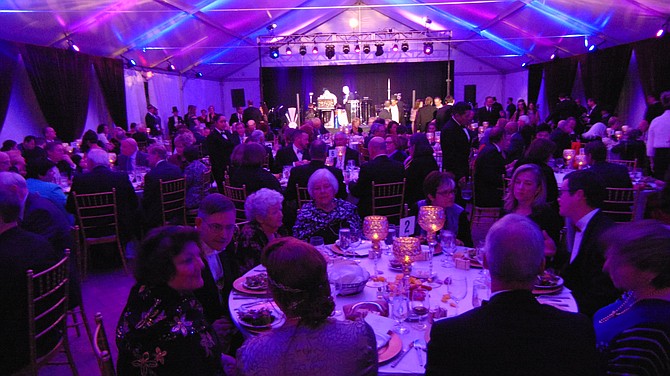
top-left (229, 242), bottom-right (577, 375)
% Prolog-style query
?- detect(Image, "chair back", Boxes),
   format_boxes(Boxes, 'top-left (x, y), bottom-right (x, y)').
top-left (93, 312), bottom-right (116, 376)
top-left (608, 158), bottom-right (637, 171)
top-left (159, 178), bottom-right (187, 226)
top-left (371, 179), bottom-right (406, 224)
top-left (223, 184), bottom-right (248, 223)
top-left (358, 143), bottom-right (370, 162)
top-left (602, 187), bottom-right (637, 223)
top-left (296, 184), bottom-right (312, 209)
top-left (26, 251), bottom-right (71, 375)
top-left (470, 207), bottom-right (502, 245)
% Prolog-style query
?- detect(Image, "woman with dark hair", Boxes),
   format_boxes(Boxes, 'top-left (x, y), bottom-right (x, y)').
top-left (386, 134), bottom-right (408, 163)
top-left (514, 137), bottom-right (559, 204)
top-left (511, 100), bottom-right (528, 121)
top-left (405, 133), bottom-right (439, 208)
top-left (594, 220), bottom-right (670, 375)
top-left (418, 171), bottom-right (472, 246)
top-left (25, 158), bottom-right (71, 220)
top-left (229, 143), bottom-right (281, 194)
top-left (168, 132), bottom-right (195, 171)
top-left (527, 102), bottom-right (541, 126)
top-left (81, 129), bottom-right (103, 153)
top-left (1, 139), bottom-right (17, 152)
top-left (116, 226), bottom-right (226, 375)
top-left (236, 237), bottom-right (378, 375)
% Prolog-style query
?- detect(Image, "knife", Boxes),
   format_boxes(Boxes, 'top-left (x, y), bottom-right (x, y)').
top-left (390, 342), bottom-right (414, 368)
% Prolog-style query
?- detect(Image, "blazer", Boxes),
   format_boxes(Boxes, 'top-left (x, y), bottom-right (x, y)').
top-left (142, 161), bottom-right (184, 230)
top-left (441, 118), bottom-right (475, 180)
top-left (476, 105), bottom-right (502, 126)
top-left (116, 151), bottom-right (149, 172)
top-left (349, 155), bottom-right (405, 220)
top-left (167, 115), bottom-right (183, 136)
top-left (284, 160), bottom-right (347, 201)
top-left (404, 151), bottom-right (439, 207)
top-left (474, 144), bottom-right (506, 207)
top-left (228, 166), bottom-right (282, 195)
top-left (274, 145), bottom-right (310, 171)
top-left (206, 129), bottom-right (235, 189)
top-left (560, 211), bottom-right (619, 316)
top-left (426, 290), bottom-right (599, 376)
top-left (435, 105), bottom-right (452, 130)
top-left (415, 105), bottom-right (436, 132)
top-left (329, 146), bottom-right (360, 167)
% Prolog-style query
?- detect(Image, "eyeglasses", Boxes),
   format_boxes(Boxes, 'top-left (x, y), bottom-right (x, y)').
top-left (202, 221), bottom-right (237, 233)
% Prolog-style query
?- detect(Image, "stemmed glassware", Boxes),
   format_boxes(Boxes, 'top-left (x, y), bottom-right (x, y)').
top-left (349, 229), bottom-right (362, 262)
top-left (383, 225), bottom-right (396, 256)
top-left (418, 206), bottom-right (446, 287)
top-left (447, 276), bottom-right (468, 306)
top-left (410, 289), bottom-right (431, 330)
top-left (440, 230), bottom-right (456, 268)
top-left (338, 228), bottom-right (352, 261)
top-left (391, 292), bottom-right (410, 334)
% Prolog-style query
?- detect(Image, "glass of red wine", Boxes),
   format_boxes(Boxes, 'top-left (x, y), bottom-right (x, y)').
top-left (410, 289), bottom-right (431, 330)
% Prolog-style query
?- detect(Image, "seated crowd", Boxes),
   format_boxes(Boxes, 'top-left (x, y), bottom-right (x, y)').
top-left (1, 94), bottom-right (670, 375)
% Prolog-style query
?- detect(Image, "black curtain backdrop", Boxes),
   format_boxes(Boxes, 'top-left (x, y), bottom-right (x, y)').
top-left (0, 41), bottom-right (18, 133)
top-left (93, 56), bottom-right (128, 130)
top-left (21, 44), bottom-right (91, 142)
top-left (542, 58), bottom-right (578, 115)
top-left (634, 37), bottom-right (670, 97)
top-left (527, 64), bottom-right (543, 106)
top-left (579, 44), bottom-right (632, 111)
top-left (261, 61), bottom-right (451, 110)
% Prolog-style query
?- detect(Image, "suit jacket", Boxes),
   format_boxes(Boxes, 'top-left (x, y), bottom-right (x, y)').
top-left (329, 146), bottom-right (360, 167)
top-left (116, 151), bottom-right (150, 172)
top-left (404, 152), bottom-right (439, 207)
top-left (474, 144), bottom-right (506, 207)
top-left (167, 115), bottom-right (183, 136)
top-left (206, 129), bottom-right (235, 190)
top-left (426, 290), bottom-right (599, 376)
top-left (477, 106), bottom-right (501, 126)
top-left (67, 165), bottom-right (140, 243)
top-left (0, 227), bottom-right (61, 375)
top-left (415, 105), bottom-right (436, 132)
top-left (435, 105), bottom-right (452, 130)
top-left (229, 112), bottom-right (243, 125)
top-left (589, 161), bottom-right (632, 189)
top-left (549, 128), bottom-right (572, 159)
top-left (378, 108), bottom-right (392, 120)
top-left (561, 211), bottom-right (618, 317)
top-left (142, 161), bottom-right (184, 229)
top-left (284, 160), bottom-right (347, 201)
top-left (145, 113), bottom-right (162, 136)
top-left (229, 166), bottom-right (282, 195)
top-left (349, 155), bottom-right (405, 220)
top-left (547, 99), bottom-right (580, 125)
top-left (242, 106), bottom-right (263, 125)
top-left (274, 145), bottom-right (310, 172)
top-left (440, 118), bottom-right (475, 180)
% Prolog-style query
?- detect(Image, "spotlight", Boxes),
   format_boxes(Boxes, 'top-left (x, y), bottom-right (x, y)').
top-left (266, 23), bottom-right (277, 32)
top-left (269, 47), bottom-right (279, 59)
top-left (299, 45), bottom-right (307, 56)
top-left (325, 45), bottom-right (335, 60)
top-left (354, 45), bottom-right (361, 53)
top-left (657, 28), bottom-right (665, 38)
top-left (167, 62), bottom-right (176, 71)
top-left (127, 59), bottom-right (137, 68)
top-left (392, 43), bottom-right (399, 52)
top-left (423, 42), bottom-right (433, 55)
top-left (195, 72), bottom-right (203, 78)
top-left (584, 36), bottom-right (589, 48)
top-left (550, 49), bottom-right (558, 60)
top-left (285, 46), bottom-right (292, 55)
top-left (521, 61), bottom-right (530, 69)
top-left (423, 16), bottom-right (432, 24)
top-left (375, 43), bottom-right (384, 57)
top-left (401, 42), bottom-right (409, 52)
top-left (656, 19), bottom-right (668, 38)
top-left (343, 44), bottom-right (350, 54)
top-left (588, 44), bottom-right (597, 53)
top-left (67, 39), bottom-right (79, 52)
top-left (312, 46), bottom-right (318, 54)
top-left (363, 44), bottom-right (371, 54)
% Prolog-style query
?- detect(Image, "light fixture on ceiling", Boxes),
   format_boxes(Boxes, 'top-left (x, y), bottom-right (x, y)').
top-left (343, 44), bottom-right (350, 54)
top-left (584, 36), bottom-right (589, 48)
top-left (312, 45), bottom-right (318, 54)
top-left (362, 44), bottom-right (371, 54)
top-left (195, 72), bottom-right (203, 78)
top-left (67, 39), bottom-right (80, 52)
top-left (423, 42), bottom-right (433, 55)
top-left (299, 45), bottom-right (307, 56)
top-left (587, 44), bottom-right (598, 53)
top-left (285, 46), bottom-right (292, 55)
top-left (521, 61), bottom-right (531, 69)
top-left (392, 43), bottom-right (399, 52)
top-left (266, 23), bottom-right (277, 32)
top-left (375, 43), bottom-right (384, 57)
top-left (354, 45), bottom-right (361, 53)
top-left (349, 18), bottom-right (359, 29)
top-left (423, 16), bottom-right (432, 25)
top-left (325, 45), bottom-right (335, 59)
top-left (127, 59), bottom-right (137, 68)
top-left (401, 42), bottom-right (409, 52)
top-left (550, 49), bottom-right (559, 60)
top-left (656, 18), bottom-right (669, 38)
top-left (167, 62), bottom-right (176, 71)
top-left (269, 47), bottom-right (279, 59)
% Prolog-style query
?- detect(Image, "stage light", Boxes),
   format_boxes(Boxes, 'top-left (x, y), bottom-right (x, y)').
top-left (349, 18), bottom-right (359, 29)
top-left (269, 47), bottom-right (279, 59)
top-left (550, 49), bottom-right (559, 60)
top-left (312, 46), bottom-right (318, 54)
top-left (266, 23), bottom-right (277, 32)
top-left (325, 45), bottom-right (335, 60)
top-left (195, 72), bottom-right (203, 78)
top-left (67, 39), bottom-right (80, 52)
top-left (657, 28), bottom-right (665, 38)
top-left (392, 43), bottom-right (399, 52)
top-left (343, 45), bottom-right (350, 54)
top-left (167, 62), bottom-right (176, 71)
top-left (354, 45), bottom-right (361, 53)
top-left (521, 61), bottom-right (530, 68)
top-left (423, 16), bottom-right (432, 24)
top-left (363, 44), bottom-right (371, 54)
top-left (656, 18), bottom-right (668, 38)
top-left (127, 59), bottom-right (137, 68)
top-left (299, 45), bottom-right (307, 56)
top-left (588, 44), bottom-right (597, 53)
top-left (584, 36), bottom-right (589, 48)
top-left (423, 42), bottom-right (433, 55)
top-left (375, 43), bottom-right (384, 57)
top-left (285, 46), bottom-right (292, 55)
top-left (401, 42), bottom-right (409, 52)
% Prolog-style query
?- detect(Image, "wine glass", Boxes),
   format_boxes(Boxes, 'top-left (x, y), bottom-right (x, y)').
top-left (391, 294), bottom-right (410, 335)
top-left (440, 230), bottom-right (456, 268)
top-left (447, 276), bottom-right (468, 305)
top-left (338, 228), bottom-right (352, 260)
top-left (410, 289), bottom-right (431, 330)
top-left (349, 229), bottom-right (362, 262)
top-left (475, 241), bottom-right (486, 275)
top-left (383, 225), bottom-right (396, 256)
top-left (460, 178), bottom-right (473, 201)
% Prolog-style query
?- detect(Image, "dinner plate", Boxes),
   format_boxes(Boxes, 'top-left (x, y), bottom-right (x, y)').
top-left (375, 333), bottom-right (391, 349)
top-left (331, 242), bottom-right (369, 257)
top-left (233, 274), bottom-right (269, 295)
top-left (237, 302), bottom-right (286, 331)
top-left (377, 333), bottom-right (402, 363)
top-left (534, 276), bottom-right (564, 290)
top-left (532, 285), bottom-right (563, 295)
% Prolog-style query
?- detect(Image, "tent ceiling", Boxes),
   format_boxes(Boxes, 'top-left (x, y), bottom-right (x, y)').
top-left (1, 1), bottom-right (668, 81)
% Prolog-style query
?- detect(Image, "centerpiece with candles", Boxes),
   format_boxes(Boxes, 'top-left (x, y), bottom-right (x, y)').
top-left (418, 206), bottom-right (446, 286)
top-left (575, 154), bottom-right (587, 169)
top-left (363, 215), bottom-right (389, 276)
top-left (563, 149), bottom-right (576, 170)
top-left (336, 146), bottom-right (346, 169)
top-left (392, 237), bottom-right (421, 279)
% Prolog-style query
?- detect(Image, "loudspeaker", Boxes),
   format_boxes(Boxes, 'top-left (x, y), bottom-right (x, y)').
top-left (464, 85), bottom-right (476, 105)
top-left (231, 89), bottom-right (245, 108)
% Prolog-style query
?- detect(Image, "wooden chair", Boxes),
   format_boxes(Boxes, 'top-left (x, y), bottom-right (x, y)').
top-left (66, 226), bottom-right (93, 349)
top-left (26, 251), bottom-right (78, 376)
top-left (470, 207), bottom-right (502, 245)
top-left (186, 169), bottom-right (213, 226)
top-left (371, 179), bottom-right (406, 224)
top-left (93, 312), bottom-right (116, 376)
top-left (608, 158), bottom-right (637, 171)
top-left (72, 189), bottom-right (128, 277)
top-left (602, 187), bottom-right (637, 223)
top-left (159, 177), bottom-right (187, 226)
top-left (223, 183), bottom-right (248, 223)
top-left (358, 143), bottom-right (370, 163)
top-left (296, 184), bottom-right (312, 209)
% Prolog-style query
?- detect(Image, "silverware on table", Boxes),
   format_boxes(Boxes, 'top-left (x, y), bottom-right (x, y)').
top-left (390, 341), bottom-right (414, 368)
top-left (413, 339), bottom-right (425, 366)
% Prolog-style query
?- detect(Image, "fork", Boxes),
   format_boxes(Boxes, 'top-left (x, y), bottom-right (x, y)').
top-left (413, 339), bottom-right (425, 366)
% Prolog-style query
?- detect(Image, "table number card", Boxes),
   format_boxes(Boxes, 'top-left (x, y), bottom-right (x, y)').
top-left (328, 149), bottom-right (337, 159)
top-left (398, 216), bottom-right (415, 237)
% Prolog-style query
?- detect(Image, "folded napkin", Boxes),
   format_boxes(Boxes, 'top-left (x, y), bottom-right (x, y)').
top-left (343, 300), bottom-right (389, 321)
top-left (364, 313), bottom-right (395, 349)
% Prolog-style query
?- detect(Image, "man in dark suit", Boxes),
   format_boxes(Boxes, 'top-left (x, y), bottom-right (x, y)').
top-left (167, 106), bottom-right (183, 138)
top-left (584, 140), bottom-right (633, 222)
top-left (145, 104), bottom-right (162, 137)
top-left (474, 126), bottom-right (507, 207)
top-left (477, 96), bottom-right (502, 126)
top-left (549, 119), bottom-right (575, 159)
top-left (285, 140), bottom-right (346, 202)
top-left (242, 100), bottom-right (263, 125)
top-left (142, 145), bottom-right (184, 230)
top-left (585, 98), bottom-right (602, 125)
top-left (332, 132), bottom-right (360, 167)
top-left (440, 101), bottom-right (476, 182)
top-left (274, 129), bottom-right (310, 171)
top-left (116, 138), bottom-right (150, 172)
top-left (378, 100), bottom-right (392, 120)
top-left (0, 186), bottom-right (62, 375)
top-left (349, 137), bottom-right (405, 220)
top-left (558, 169), bottom-right (618, 316)
top-left (415, 96), bottom-right (436, 133)
top-left (229, 106), bottom-right (244, 125)
top-left (546, 94), bottom-right (580, 125)
top-left (426, 214), bottom-right (599, 376)
top-left (434, 102), bottom-right (452, 130)
top-left (206, 114), bottom-right (235, 193)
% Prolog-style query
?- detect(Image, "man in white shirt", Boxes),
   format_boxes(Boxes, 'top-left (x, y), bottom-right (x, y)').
top-left (558, 169), bottom-right (618, 316)
top-left (646, 91), bottom-right (670, 179)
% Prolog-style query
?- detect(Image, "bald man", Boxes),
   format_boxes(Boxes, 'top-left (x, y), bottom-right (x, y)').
top-left (349, 136), bottom-right (405, 221)
top-left (116, 138), bottom-right (149, 171)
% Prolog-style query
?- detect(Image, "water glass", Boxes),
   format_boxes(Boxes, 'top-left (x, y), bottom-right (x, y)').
top-left (447, 276), bottom-right (468, 304)
top-left (440, 230), bottom-right (456, 268)
top-left (329, 279), bottom-right (343, 317)
top-left (472, 279), bottom-right (490, 307)
top-left (391, 294), bottom-right (410, 335)
top-left (460, 179), bottom-right (473, 201)
top-left (338, 228), bottom-right (352, 260)
top-left (384, 226), bottom-right (396, 256)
